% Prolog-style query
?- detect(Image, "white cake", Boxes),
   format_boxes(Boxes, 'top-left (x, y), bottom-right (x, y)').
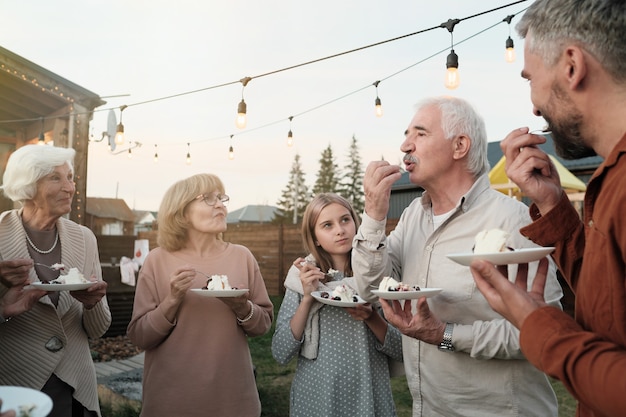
top-left (51, 267), bottom-right (88, 284)
top-left (205, 274), bottom-right (232, 290)
top-left (378, 276), bottom-right (418, 292)
top-left (330, 284), bottom-right (356, 302)
top-left (473, 229), bottom-right (512, 254)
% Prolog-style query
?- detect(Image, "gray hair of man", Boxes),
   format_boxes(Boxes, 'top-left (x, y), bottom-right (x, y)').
top-left (517, 0), bottom-right (626, 84)
top-left (414, 96), bottom-right (489, 178)
top-left (1, 144), bottom-right (76, 203)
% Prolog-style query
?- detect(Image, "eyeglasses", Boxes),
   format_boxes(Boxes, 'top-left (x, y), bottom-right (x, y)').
top-left (194, 193), bottom-right (229, 207)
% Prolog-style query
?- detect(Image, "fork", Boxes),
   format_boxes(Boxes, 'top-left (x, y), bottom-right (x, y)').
top-left (34, 262), bottom-right (66, 271)
top-left (195, 270), bottom-right (212, 279)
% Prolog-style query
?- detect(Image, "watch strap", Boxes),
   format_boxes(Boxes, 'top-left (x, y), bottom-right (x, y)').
top-left (438, 322), bottom-right (454, 352)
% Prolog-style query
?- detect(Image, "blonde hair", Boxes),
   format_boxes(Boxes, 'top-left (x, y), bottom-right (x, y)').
top-left (157, 173), bottom-right (226, 251)
top-left (301, 193), bottom-right (360, 276)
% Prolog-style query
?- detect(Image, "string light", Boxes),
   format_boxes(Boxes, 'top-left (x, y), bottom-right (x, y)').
top-left (373, 81), bottom-right (383, 117)
top-left (228, 135), bottom-right (235, 160)
top-left (503, 15), bottom-right (516, 63)
top-left (442, 18), bottom-right (460, 90)
top-left (153, 144), bottom-right (158, 162)
top-left (0, 2), bottom-right (528, 166)
top-left (186, 142), bottom-right (192, 165)
top-left (287, 116), bottom-right (294, 147)
top-left (235, 77), bottom-right (251, 129)
top-left (115, 105), bottom-right (127, 145)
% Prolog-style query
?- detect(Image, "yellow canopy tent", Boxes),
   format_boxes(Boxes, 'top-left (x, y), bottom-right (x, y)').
top-left (489, 155), bottom-right (586, 202)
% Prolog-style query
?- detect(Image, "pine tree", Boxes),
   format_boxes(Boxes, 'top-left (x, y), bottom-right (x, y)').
top-left (274, 153), bottom-right (310, 224)
top-left (339, 134), bottom-right (364, 214)
top-left (312, 144), bottom-right (340, 195)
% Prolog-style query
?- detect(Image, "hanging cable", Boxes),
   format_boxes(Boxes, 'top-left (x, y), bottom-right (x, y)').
top-left (503, 15), bottom-right (516, 63)
top-left (228, 135), bottom-right (235, 160)
top-left (373, 81), bottom-right (383, 117)
top-left (115, 105), bottom-right (128, 145)
top-left (38, 117), bottom-right (45, 145)
top-left (235, 77), bottom-right (251, 129)
top-left (443, 19), bottom-right (460, 90)
top-left (287, 117), bottom-right (294, 147)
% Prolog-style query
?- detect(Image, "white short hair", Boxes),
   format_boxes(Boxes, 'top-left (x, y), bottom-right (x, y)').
top-left (1, 145), bottom-right (75, 202)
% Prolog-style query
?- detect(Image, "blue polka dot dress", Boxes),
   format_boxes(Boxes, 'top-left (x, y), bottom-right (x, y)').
top-left (272, 275), bottom-right (403, 417)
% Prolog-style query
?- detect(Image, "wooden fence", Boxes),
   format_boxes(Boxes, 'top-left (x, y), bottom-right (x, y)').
top-left (94, 217), bottom-right (574, 337)
top-left (96, 223), bottom-right (307, 336)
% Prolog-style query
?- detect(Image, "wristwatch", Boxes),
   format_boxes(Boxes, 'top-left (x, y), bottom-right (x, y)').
top-left (438, 322), bottom-right (455, 352)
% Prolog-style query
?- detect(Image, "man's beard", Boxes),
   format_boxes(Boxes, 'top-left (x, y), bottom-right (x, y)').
top-left (543, 83), bottom-right (596, 160)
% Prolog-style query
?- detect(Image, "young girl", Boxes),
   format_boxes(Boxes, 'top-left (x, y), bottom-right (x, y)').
top-left (272, 193), bottom-right (403, 417)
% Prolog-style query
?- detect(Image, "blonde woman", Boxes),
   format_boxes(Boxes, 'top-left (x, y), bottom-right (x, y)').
top-left (128, 173), bottom-right (273, 417)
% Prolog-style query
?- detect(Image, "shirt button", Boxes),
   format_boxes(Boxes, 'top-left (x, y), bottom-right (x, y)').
top-left (425, 245), bottom-right (432, 251)
top-left (588, 220), bottom-right (594, 227)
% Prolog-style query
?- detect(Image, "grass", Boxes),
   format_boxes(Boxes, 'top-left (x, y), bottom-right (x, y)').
top-left (100, 295), bottom-right (577, 417)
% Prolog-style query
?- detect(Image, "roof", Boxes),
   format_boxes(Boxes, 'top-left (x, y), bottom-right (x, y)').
top-left (0, 46), bottom-right (105, 138)
top-left (133, 210), bottom-right (157, 224)
top-left (86, 197), bottom-right (135, 222)
top-left (227, 205), bottom-right (280, 224)
top-left (489, 155), bottom-right (586, 195)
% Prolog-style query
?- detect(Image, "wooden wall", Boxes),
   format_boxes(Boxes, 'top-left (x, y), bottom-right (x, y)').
top-left (97, 225), bottom-right (307, 294)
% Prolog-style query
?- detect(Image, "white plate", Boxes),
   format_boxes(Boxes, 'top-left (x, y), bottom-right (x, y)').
top-left (190, 288), bottom-right (249, 297)
top-left (31, 281), bottom-right (95, 291)
top-left (371, 288), bottom-right (443, 300)
top-left (311, 290), bottom-right (367, 307)
top-left (0, 385), bottom-right (53, 417)
top-left (446, 247), bottom-right (555, 266)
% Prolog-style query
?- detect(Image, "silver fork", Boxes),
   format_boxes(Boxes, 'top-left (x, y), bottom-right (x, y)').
top-left (195, 270), bottom-right (213, 279)
top-left (34, 262), bottom-right (66, 271)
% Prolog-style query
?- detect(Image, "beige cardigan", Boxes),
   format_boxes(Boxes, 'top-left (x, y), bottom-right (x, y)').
top-left (0, 209), bottom-right (111, 416)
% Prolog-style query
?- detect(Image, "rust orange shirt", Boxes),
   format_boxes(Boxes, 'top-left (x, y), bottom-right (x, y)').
top-left (520, 133), bottom-right (626, 417)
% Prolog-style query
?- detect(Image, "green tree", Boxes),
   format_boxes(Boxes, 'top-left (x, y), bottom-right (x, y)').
top-left (312, 144), bottom-right (340, 195)
top-left (274, 153), bottom-right (310, 224)
top-left (339, 135), bottom-right (364, 214)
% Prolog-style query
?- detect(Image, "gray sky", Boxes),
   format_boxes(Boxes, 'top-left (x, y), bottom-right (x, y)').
top-left (1, 0), bottom-right (543, 211)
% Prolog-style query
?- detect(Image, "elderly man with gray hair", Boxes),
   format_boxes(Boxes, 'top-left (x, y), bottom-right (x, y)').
top-left (353, 96), bottom-right (563, 416)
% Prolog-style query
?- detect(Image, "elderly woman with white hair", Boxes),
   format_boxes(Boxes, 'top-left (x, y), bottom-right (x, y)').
top-left (0, 144), bottom-right (111, 417)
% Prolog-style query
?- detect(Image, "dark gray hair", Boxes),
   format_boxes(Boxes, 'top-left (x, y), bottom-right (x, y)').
top-left (517, 0), bottom-right (626, 83)
top-left (1, 144), bottom-right (75, 202)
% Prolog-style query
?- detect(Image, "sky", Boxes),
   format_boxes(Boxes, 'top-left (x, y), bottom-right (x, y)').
top-left (0, 0), bottom-right (544, 212)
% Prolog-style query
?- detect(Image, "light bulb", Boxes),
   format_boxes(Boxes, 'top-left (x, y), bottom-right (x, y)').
top-left (186, 153), bottom-right (191, 165)
top-left (287, 130), bottom-right (293, 147)
top-left (375, 97), bottom-right (383, 117)
top-left (236, 99), bottom-right (247, 129)
top-left (115, 123), bottom-right (125, 145)
top-left (127, 148), bottom-right (132, 159)
top-left (505, 37), bottom-right (516, 63)
top-left (228, 145), bottom-right (234, 160)
top-left (153, 153), bottom-right (158, 163)
top-left (445, 50), bottom-right (460, 90)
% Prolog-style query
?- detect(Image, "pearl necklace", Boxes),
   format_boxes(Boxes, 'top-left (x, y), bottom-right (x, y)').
top-left (25, 230), bottom-right (59, 254)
